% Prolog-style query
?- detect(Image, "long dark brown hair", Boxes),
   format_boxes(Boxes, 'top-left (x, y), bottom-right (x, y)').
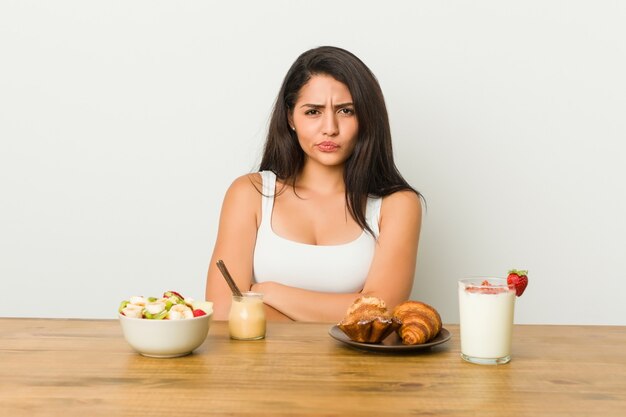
top-left (259, 46), bottom-right (420, 236)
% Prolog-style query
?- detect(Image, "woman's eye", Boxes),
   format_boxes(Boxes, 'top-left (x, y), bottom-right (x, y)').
top-left (304, 109), bottom-right (320, 115)
top-left (338, 108), bottom-right (355, 115)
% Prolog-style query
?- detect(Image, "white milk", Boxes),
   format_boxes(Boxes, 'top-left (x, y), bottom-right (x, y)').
top-left (458, 279), bottom-right (516, 364)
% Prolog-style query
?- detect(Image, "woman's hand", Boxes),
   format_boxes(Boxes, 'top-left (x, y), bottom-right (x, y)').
top-left (251, 281), bottom-right (362, 323)
top-left (250, 282), bottom-right (291, 321)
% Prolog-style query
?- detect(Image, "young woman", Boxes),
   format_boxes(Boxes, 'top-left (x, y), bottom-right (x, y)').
top-left (205, 46), bottom-right (422, 322)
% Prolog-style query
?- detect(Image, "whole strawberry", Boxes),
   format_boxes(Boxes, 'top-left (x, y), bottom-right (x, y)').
top-left (507, 269), bottom-right (528, 297)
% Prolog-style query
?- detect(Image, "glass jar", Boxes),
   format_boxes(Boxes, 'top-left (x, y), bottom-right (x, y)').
top-left (458, 278), bottom-right (516, 365)
top-left (228, 292), bottom-right (266, 340)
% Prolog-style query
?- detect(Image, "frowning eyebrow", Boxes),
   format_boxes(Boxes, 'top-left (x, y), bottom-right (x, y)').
top-left (299, 102), bottom-right (354, 110)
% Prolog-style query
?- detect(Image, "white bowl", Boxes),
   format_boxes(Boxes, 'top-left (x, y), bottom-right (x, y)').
top-left (119, 313), bottom-right (212, 358)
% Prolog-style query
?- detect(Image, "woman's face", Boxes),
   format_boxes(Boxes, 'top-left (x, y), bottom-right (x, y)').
top-left (288, 74), bottom-right (358, 169)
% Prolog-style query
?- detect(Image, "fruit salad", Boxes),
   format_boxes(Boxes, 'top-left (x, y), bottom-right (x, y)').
top-left (119, 290), bottom-right (213, 320)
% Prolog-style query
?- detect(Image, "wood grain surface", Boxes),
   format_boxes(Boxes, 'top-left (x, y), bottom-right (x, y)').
top-left (0, 319), bottom-right (625, 416)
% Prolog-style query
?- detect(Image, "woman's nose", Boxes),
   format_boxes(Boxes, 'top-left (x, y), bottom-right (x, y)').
top-left (321, 113), bottom-right (339, 136)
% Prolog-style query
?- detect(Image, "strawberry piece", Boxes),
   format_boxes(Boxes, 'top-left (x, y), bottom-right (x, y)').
top-left (478, 280), bottom-right (494, 294)
top-left (465, 280), bottom-right (507, 294)
top-left (507, 269), bottom-right (529, 297)
top-left (193, 309), bottom-right (207, 317)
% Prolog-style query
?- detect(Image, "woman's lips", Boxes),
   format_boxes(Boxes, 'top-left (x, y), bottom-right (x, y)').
top-left (317, 141), bottom-right (339, 152)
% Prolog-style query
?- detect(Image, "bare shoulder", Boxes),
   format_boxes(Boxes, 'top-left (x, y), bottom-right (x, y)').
top-left (381, 190), bottom-right (423, 219)
top-left (221, 173), bottom-right (264, 224)
top-left (378, 190), bottom-right (422, 244)
top-left (225, 173), bottom-right (263, 200)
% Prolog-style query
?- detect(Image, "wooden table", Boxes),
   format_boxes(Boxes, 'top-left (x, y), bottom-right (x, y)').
top-left (0, 319), bottom-right (624, 416)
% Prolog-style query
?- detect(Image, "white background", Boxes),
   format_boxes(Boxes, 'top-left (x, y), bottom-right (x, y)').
top-left (1, 1), bottom-right (625, 324)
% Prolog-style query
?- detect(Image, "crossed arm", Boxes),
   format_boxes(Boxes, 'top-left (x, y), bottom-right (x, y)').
top-left (205, 174), bottom-right (422, 322)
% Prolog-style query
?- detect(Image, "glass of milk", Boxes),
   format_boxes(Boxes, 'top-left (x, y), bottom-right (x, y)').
top-left (458, 278), bottom-right (516, 365)
top-left (228, 292), bottom-right (266, 340)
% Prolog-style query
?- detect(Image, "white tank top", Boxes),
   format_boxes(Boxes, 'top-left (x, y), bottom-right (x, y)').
top-left (253, 171), bottom-right (381, 293)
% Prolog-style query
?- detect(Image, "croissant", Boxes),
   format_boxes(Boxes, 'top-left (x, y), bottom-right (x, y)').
top-left (338, 296), bottom-right (401, 343)
top-left (392, 301), bottom-right (442, 345)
